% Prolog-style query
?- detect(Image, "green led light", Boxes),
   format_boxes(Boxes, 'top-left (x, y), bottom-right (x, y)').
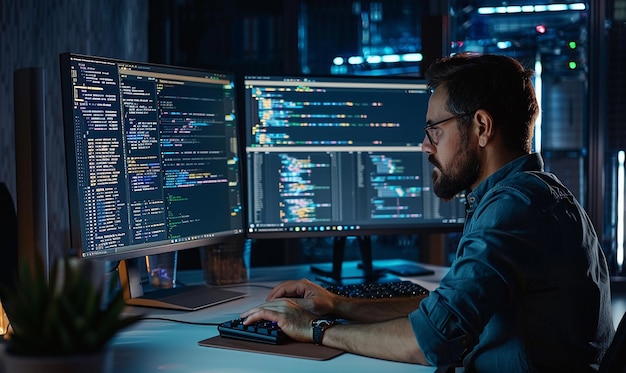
top-left (569, 61), bottom-right (577, 69)
top-left (569, 41), bottom-right (577, 49)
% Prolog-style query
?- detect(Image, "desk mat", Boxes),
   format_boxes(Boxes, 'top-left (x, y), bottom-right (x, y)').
top-left (198, 336), bottom-right (344, 360)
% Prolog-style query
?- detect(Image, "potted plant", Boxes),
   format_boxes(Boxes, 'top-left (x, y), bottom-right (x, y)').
top-left (0, 254), bottom-right (142, 373)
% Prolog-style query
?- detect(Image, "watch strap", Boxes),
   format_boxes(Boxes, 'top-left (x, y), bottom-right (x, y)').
top-left (312, 319), bottom-right (335, 345)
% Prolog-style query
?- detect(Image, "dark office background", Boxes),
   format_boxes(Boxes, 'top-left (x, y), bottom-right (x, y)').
top-left (1, 0), bottom-right (625, 275)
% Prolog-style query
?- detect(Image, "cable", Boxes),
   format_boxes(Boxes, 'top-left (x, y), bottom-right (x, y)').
top-left (139, 316), bottom-right (221, 326)
top-left (220, 284), bottom-right (274, 290)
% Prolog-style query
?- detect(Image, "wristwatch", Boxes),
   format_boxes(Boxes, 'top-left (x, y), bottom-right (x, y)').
top-left (312, 318), bottom-right (336, 345)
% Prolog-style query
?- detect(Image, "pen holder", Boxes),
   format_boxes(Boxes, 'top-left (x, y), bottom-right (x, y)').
top-left (200, 237), bottom-right (250, 285)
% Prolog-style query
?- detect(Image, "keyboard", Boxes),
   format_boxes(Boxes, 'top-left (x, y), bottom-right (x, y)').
top-left (217, 281), bottom-right (428, 345)
top-left (325, 280), bottom-right (429, 298)
top-left (218, 318), bottom-right (291, 344)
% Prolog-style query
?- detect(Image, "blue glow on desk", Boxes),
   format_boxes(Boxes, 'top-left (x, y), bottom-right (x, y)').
top-left (111, 260), bottom-right (441, 372)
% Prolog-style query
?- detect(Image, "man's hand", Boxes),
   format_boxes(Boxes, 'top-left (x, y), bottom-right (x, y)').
top-left (265, 278), bottom-right (338, 316)
top-left (240, 298), bottom-right (317, 342)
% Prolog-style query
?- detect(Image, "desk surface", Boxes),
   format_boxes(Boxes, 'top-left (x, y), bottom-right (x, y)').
top-left (110, 259), bottom-right (444, 373)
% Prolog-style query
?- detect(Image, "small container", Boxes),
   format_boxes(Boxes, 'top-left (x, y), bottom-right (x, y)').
top-left (146, 251), bottom-right (178, 289)
top-left (200, 237), bottom-right (250, 285)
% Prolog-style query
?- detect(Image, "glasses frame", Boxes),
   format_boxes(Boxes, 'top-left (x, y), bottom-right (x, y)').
top-left (423, 113), bottom-right (472, 146)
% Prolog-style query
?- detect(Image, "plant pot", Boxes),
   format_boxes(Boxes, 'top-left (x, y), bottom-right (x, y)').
top-left (0, 345), bottom-right (113, 373)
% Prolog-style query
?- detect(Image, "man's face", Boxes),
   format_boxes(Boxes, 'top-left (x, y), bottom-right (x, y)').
top-left (423, 87), bottom-right (480, 200)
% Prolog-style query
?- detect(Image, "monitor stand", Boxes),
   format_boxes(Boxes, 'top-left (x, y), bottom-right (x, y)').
top-left (118, 258), bottom-right (245, 311)
top-left (310, 236), bottom-right (388, 285)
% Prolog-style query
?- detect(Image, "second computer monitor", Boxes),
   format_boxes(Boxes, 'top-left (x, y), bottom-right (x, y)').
top-left (242, 75), bottom-right (466, 239)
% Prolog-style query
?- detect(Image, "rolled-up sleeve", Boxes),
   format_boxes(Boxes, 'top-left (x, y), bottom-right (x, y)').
top-left (409, 188), bottom-right (532, 367)
top-left (409, 291), bottom-right (474, 366)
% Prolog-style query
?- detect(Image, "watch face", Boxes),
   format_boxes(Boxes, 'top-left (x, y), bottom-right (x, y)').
top-left (314, 319), bottom-right (333, 328)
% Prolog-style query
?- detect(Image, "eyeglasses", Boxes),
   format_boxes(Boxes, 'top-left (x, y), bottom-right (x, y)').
top-left (424, 113), bottom-right (471, 146)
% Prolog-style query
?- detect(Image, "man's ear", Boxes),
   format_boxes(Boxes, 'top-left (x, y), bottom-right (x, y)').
top-left (474, 109), bottom-right (494, 148)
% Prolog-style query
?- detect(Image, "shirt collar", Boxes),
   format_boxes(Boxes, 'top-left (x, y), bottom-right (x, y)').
top-left (466, 153), bottom-right (544, 208)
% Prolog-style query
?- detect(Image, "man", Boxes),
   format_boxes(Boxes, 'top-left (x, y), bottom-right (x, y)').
top-left (241, 53), bottom-right (615, 372)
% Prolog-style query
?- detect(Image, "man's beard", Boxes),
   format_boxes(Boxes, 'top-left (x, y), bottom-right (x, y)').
top-left (429, 148), bottom-right (479, 201)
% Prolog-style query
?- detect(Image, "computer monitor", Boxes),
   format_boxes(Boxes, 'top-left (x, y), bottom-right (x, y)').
top-left (241, 74), bottom-right (466, 283)
top-left (60, 53), bottom-right (246, 310)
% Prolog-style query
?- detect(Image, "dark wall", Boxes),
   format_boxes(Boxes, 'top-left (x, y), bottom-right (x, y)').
top-left (0, 0), bottom-right (148, 260)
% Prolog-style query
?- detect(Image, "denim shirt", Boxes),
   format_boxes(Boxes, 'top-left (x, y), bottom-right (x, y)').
top-left (409, 153), bottom-right (614, 372)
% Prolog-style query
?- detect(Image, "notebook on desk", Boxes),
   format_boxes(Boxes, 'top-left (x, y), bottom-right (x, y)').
top-left (198, 336), bottom-right (344, 361)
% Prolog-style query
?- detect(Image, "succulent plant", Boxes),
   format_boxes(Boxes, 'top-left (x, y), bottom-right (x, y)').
top-left (1, 254), bottom-right (142, 356)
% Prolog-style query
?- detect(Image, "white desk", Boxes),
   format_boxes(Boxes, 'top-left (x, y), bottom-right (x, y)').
top-left (110, 259), bottom-right (445, 373)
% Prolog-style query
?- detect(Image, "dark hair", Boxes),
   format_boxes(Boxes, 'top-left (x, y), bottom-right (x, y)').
top-left (425, 52), bottom-right (539, 153)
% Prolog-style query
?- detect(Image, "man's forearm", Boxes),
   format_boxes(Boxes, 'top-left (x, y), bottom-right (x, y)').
top-left (333, 295), bottom-right (425, 322)
top-left (321, 316), bottom-right (428, 365)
